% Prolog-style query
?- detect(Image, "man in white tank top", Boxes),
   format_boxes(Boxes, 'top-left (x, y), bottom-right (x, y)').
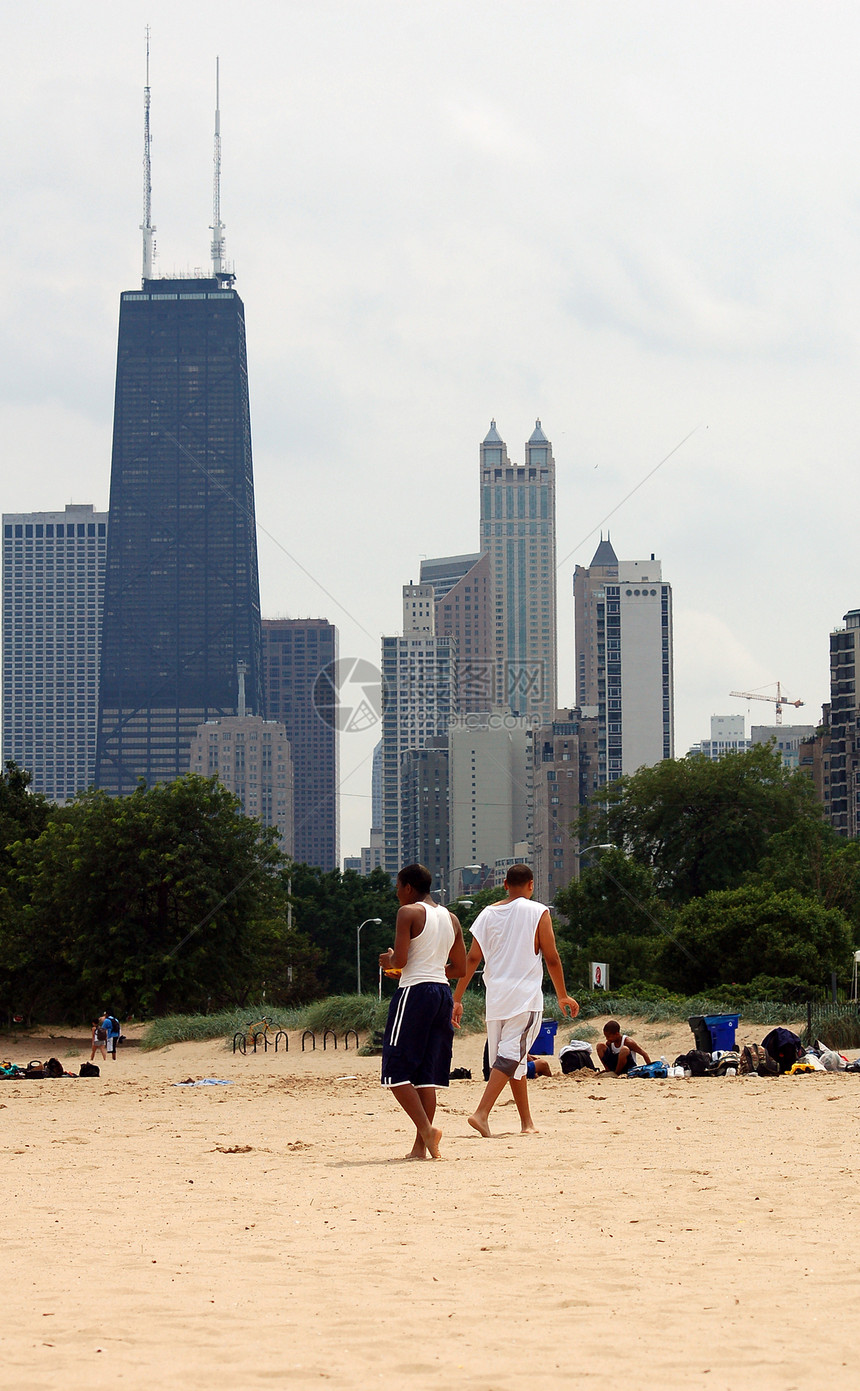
top-left (379, 863), bottom-right (467, 1159)
top-left (452, 864), bottom-right (578, 1137)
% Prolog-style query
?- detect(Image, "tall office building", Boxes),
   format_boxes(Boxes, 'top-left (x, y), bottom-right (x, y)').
top-left (530, 709), bottom-right (598, 906)
top-left (574, 537), bottom-right (674, 783)
top-left (828, 610), bottom-right (860, 836)
top-left (189, 711), bottom-right (294, 854)
top-left (379, 587), bottom-right (455, 875)
top-left (2, 504), bottom-right (107, 802)
top-left (261, 618), bottom-right (339, 870)
top-left (400, 736), bottom-right (449, 892)
top-left (479, 421), bottom-right (557, 722)
top-left (422, 552), bottom-right (493, 713)
top-left (448, 714), bottom-right (532, 883)
top-left (95, 66), bottom-right (262, 794)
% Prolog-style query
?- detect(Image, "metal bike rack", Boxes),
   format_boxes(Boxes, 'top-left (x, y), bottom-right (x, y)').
top-left (274, 1030), bottom-right (289, 1052)
top-left (301, 1030), bottom-right (316, 1051)
top-left (343, 1029), bottom-right (359, 1050)
top-left (322, 1029), bottom-right (337, 1050)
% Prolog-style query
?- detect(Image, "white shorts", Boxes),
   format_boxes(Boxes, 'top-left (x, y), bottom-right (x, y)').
top-left (486, 1011), bottom-right (543, 1081)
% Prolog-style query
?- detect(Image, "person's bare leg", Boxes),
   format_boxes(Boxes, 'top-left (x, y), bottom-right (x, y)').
top-left (389, 1083), bottom-right (442, 1158)
top-left (408, 1087), bottom-right (436, 1158)
top-left (468, 1067), bottom-right (511, 1137)
top-left (509, 1076), bottom-right (538, 1134)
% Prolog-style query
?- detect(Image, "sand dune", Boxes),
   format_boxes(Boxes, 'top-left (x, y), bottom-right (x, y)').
top-left (0, 1015), bottom-right (854, 1391)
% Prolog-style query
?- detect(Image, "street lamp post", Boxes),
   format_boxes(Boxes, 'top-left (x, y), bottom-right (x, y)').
top-left (356, 918), bottom-right (382, 995)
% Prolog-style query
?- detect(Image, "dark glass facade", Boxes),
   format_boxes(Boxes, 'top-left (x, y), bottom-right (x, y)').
top-left (95, 278), bottom-right (262, 793)
top-left (261, 619), bottom-right (339, 871)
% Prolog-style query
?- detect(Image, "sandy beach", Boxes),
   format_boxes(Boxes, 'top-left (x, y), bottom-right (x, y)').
top-left (1, 1014), bottom-right (857, 1391)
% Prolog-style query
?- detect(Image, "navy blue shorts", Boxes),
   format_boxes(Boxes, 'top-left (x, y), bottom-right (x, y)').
top-left (381, 982), bottom-right (454, 1089)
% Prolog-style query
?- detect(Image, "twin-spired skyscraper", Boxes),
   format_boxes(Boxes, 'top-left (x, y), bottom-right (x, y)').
top-left (478, 420), bottom-right (557, 723)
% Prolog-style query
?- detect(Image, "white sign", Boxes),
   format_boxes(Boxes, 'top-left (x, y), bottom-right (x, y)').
top-left (590, 961), bottom-right (609, 991)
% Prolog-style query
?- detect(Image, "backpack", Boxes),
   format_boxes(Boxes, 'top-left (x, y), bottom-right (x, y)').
top-left (709, 1051), bottom-right (741, 1077)
top-left (105, 1016), bottom-right (119, 1035)
top-left (96, 1027), bottom-right (107, 1042)
top-left (560, 1046), bottom-right (597, 1074)
top-left (44, 1057), bottom-right (64, 1078)
top-left (628, 1060), bottom-right (669, 1079)
top-left (79, 1062), bottom-right (100, 1077)
top-left (673, 1050), bottom-right (712, 1077)
top-left (739, 1043), bottom-right (779, 1077)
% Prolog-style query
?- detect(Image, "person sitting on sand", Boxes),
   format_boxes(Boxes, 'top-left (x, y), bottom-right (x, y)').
top-left (452, 864), bottom-right (578, 1138)
top-left (90, 1020), bottom-right (107, 1062)
top-left (596, 1021), bottom-right (651, 1075)
top-left (527, 1055), bottom-right (552, 1079)
top-left (378, 863), bottom-right (467, 1160)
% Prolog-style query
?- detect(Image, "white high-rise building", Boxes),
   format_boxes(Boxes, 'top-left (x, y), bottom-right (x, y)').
top-left (574, 537), bottom-right (674, 783)
top-left (2, 504), bottom-right (107, 802)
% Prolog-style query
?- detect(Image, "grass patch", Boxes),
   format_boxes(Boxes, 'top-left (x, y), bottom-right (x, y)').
top-left (140, 990), bottom-right (491, 1051)
top-left (138, 990), bottom-right (811, 1051)
top-left (808, 1014), bottom-right (860, 1050)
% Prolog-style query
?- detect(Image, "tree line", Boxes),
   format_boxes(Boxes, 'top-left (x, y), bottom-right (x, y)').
top-left (556, 743), bottom-right (858, 1000)
top-left (0, 742), bottom-right (855, 1022)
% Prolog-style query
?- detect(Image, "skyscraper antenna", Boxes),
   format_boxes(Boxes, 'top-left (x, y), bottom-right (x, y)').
top-left (140, 26), bottom-right (155, 284)
top-left (210, 57), bottom-right (228, 280)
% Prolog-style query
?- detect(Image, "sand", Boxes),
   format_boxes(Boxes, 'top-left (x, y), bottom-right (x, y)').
top-left (1, 1014), bottom-right (857, 1391)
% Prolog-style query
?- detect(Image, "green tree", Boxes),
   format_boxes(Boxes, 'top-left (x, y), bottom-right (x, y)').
top-left (286, 864), bottom-right (398, 994)
top-left (553, 849), bottom-right (668, 989)
top-left (747, 819), bottom-right (860, 930)
top-left (657, 885), bottom-right (853, 996)
top-left (0, 761), bottom-right (53, 868)
top-left (3, 775), bottom-right (289, 1019)
top-left (577, 744), bottom-right (821, 905)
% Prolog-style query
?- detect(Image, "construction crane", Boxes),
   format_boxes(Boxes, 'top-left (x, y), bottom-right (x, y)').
top-left (729, 682), bottom-right (804, 726)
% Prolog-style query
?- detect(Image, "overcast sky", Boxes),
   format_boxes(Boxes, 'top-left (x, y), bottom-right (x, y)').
top-left (3, 3), bottom-right (858, 856)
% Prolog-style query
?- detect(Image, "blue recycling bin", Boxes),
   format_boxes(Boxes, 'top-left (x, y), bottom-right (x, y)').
top-left (704, 1014), bottom-right (739, 1052)
top-left (530, 1020), bottom-right (558, 1055)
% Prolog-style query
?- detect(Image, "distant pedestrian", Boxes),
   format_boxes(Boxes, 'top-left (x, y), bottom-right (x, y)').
top-left (90, 1020), bottom-right (107, 1062)
top-left (101, 1013), bottom-right (121, 1062)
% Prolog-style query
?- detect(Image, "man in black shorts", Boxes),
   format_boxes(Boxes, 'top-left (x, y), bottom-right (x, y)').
top-left (379, 864), bottom-right (467, 1159)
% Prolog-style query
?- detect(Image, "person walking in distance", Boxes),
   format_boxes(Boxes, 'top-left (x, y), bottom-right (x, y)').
top-left (452, 864), bottom-right (578, 1137)
top-left (379, 863), bottom-right (467, 1159)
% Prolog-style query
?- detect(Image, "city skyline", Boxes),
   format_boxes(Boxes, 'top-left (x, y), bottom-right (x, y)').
top-left (3, 7), bottom-right (859, 853)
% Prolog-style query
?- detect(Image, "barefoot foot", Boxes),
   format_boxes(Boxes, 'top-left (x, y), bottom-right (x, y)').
top-left (426, 1127), bottom-right (442, 1159)
top-left (468, 1113), bottom-right (491, 1138)
top-left (520, 1122), bottom-right (539, 1135)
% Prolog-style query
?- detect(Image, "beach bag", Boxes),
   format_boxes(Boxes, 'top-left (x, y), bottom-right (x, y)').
top-left (560, 1044), bottom-right (596, 1074)
top-left (44, 1057), bottom-right (64, 1078)
top-left (628, 1061), bottom-right (668, 1078)
top-left (674, 1050), bottom-right (711, 1077)
top-left (79, 1062), bottom-right (100, 1077)
top-left (24, 1060), bottom-right (45, 1078)
top-left (739, 1044), bottom-right (778, 1077)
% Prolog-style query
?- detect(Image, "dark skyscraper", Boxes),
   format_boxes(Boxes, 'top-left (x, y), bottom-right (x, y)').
top-left (95, 59), bottom-right (262, 793)
top-left (261, 619), bottom-right (339, 870)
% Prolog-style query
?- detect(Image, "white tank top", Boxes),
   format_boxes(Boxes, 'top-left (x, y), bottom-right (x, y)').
top-left (398, 902), bottom-right (455, 987)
